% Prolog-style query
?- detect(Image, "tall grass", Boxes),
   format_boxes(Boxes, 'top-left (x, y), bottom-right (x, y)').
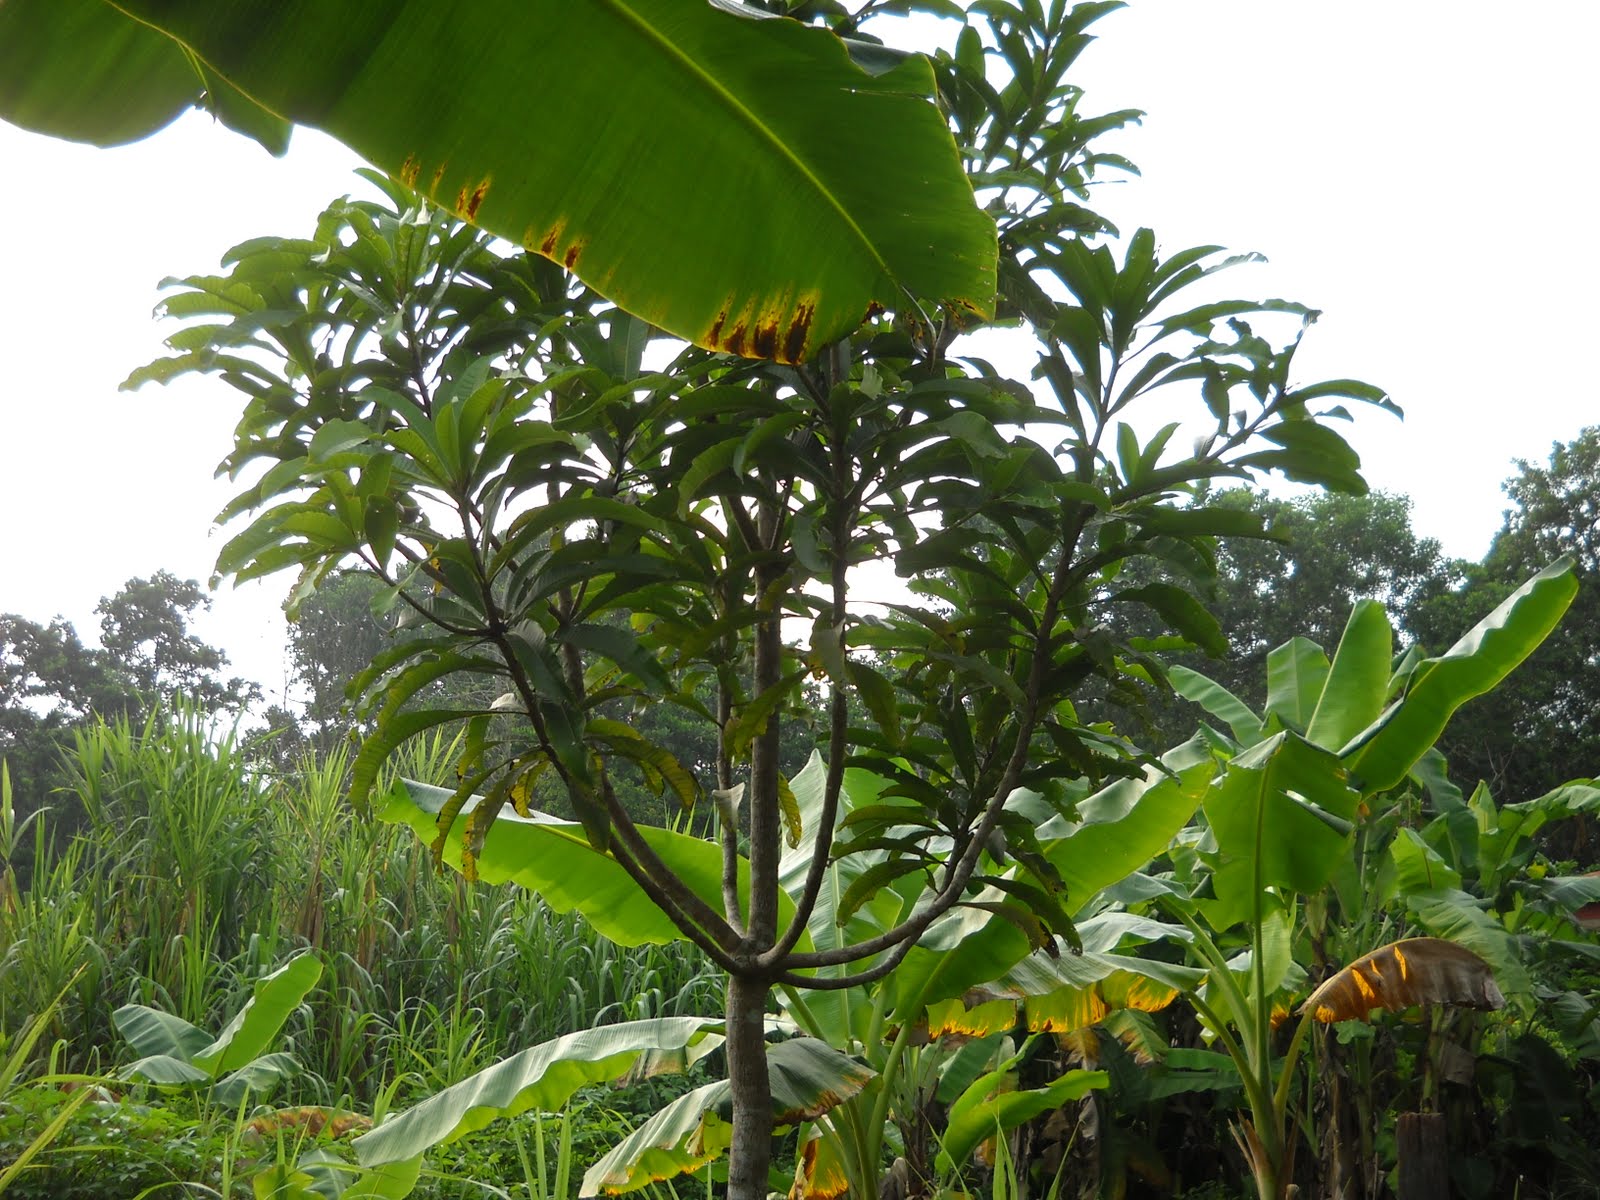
top-left (0, 707), bottom-right (721, 1109)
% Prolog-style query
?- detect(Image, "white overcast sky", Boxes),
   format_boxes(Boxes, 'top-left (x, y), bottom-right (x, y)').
top-left (1, 1), bottom-right (1595, 703)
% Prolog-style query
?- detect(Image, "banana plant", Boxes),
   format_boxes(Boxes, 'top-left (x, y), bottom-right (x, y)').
top-left (1138, 557), bottom-right (1579, 1199)
top-left (114, 952), bottom-right (323, 1108)
top-left (0, 0), bottom-right (994, 360)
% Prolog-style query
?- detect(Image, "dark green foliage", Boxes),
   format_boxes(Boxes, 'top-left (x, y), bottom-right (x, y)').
top-left (117, 7), bottom-right (1392, 1193)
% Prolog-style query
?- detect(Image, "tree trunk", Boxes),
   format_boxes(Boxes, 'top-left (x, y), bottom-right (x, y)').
top-left (1395, 1113), bottom-right (1448, 1200)
top-left (726, 971), bottom-right (774, 1200)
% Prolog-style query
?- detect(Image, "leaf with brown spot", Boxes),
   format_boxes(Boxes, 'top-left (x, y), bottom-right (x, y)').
top-left (465, 178), bottom-right (490, 219)
top-left (1298, 938), bottom-right (1505, 1023)
top-left (12, 0), bottom-right (996, 361)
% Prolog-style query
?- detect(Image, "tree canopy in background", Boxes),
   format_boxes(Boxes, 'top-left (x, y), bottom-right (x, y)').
top-left (0, 571), bottom-right (256, 856)
top-left (1410, 427), bottom-right (1600, 839)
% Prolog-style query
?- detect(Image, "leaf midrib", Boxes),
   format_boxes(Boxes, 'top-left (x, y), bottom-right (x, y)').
top-left (606, 0), bottom-right (891, 284)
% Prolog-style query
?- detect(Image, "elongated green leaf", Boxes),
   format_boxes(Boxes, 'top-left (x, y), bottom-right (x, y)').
top-left (1305, 599), bottom-right (1392, 751)
top-left (379, 778), bottom-right (798, 948)
top-left (194, 952), bottom-right (323, 1075)
top-left (1387, 827), bottom-right (1462, 897)
top-left (355, 1017), bottom-right (721, 1167)
top-left (122, 1053), bottom-right (212, 1087)
top-left (0, 1), bottom-right (288, 149)
top-left (112, 1005), bottom-right (210, 1063)
top-left (1202, 731), bottom-right (1359, 896)
top-left (1042, 734), bottom-right (1217, 906)
top-left (5, 0), bottom-right (995, 360)
top-left (934, 1068), bottom-right (1107, 1172)
top-left (1169, 667), bottom-right (1263, 746)
top-left (214, 1051), bottom-right (301, 1106)
top-left (1264, 637), bottom-right (1330, 729)
top-left (581, 1038), bottom-right (875, 1196)
top-left (1343, 559), bottom-right (1577, 793)
top-left (889, 739), bottom-right (1214, 1020)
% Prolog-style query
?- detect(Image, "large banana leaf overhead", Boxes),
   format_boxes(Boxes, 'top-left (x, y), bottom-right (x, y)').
top-left (0, 0), bottom-right (996, 362)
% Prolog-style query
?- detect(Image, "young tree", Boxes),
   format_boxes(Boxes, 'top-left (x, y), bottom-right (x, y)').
top-left (129, 5), bottom-right (1390, 1195)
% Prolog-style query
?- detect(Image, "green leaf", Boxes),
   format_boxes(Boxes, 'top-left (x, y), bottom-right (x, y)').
top-left (934, 1068), bottom-right (1107, 1172)
top-left (1169, 667), bottom-right (1262, 746)
top-left (1387, 827), bottom-right (1462, 897)
top-left (112, 1006), bottom-right (211, 1063)
top-left (1304, 600), bottom-right (1392, 751)
top-left (888, 739), bottom-right (1214, 1019)
top-left (1343, 559), bottom-right (1578, 793)
top-left (355, 1017), bottom-right (722, 1167)
top-left (193, 952), bottom-right (323, 1075)
top-left (214, 1051), bottom-right (302, 1107)
top-left (1042, 735), bottom-right (1217, 907)
top-left (1110, 583), bottom-right (1226, 657)
top-left (0, 1), bottom-right (288, 150)
top-left (121, 1053), bottom-right (212, 1087)
top-left (581, 1038), bottom-right (875, 1196)
top-left (1202, 731), bottom-right (1359, 897)
top-left (14, 0), bottom-right (996, 360)
top-left (1264, 637), bottom-right (1330, 730)
top-left (379, 778), bottom-right (797, 948)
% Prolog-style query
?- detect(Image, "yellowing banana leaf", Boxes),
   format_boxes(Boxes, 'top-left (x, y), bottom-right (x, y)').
top-left (0, 0), bottom-right (995, 361)
top-left (1298, 938), bottom-right (1504, 1023)
top-left (978, 951), bottom-right (1200, 1034)
top-left (792, 1126), bottom-right (852, 1200)
top-left (379, 778), bottom-right (799, 948)
top-left (581, 1038), bottom-right (874, 1195)
top-left (355, 1017), bottom-right (722, 1168)
top-left (1342, 558), bottom-right (1577, 793)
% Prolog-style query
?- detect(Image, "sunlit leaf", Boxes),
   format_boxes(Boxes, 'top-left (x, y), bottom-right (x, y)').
top-left (355, 1017), bottom-right (722, 1167)
top-left (1298, 938), bottom-right (1505, 1023)
top-left (3, 0), bottom-right (996, 360)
